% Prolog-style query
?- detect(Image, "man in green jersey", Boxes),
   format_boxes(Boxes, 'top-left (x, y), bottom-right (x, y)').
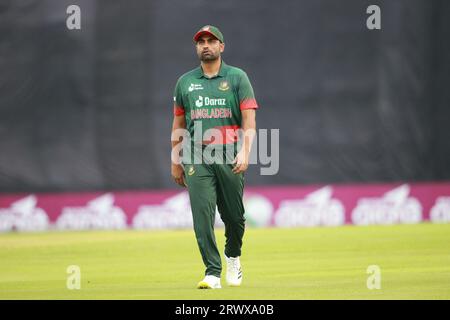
top-left (170, 25), bottom-right (258, 289)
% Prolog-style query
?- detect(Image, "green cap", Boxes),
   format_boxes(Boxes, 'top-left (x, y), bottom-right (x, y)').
top-left (193, 25), bottom-right (224, 43)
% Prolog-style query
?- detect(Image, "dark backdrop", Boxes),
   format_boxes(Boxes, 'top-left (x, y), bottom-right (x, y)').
top-left (1, 0), bottom-right (449, 192)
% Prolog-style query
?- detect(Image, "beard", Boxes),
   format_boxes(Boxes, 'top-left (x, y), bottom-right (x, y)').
top-left (198, 50), bottom-right (220, 62)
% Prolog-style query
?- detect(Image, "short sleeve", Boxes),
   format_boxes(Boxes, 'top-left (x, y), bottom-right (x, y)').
top-left (238, 72), bottom-right (259, 110)
top-left (173, 78), bottom-right (185, 116)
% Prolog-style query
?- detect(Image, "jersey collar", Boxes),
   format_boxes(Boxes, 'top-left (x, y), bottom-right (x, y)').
top-left (195, 60), bottom-right (228, 79)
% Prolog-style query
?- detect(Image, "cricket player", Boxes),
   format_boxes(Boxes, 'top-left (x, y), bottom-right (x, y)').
top-left (170, 25), bottom-right (258, 289)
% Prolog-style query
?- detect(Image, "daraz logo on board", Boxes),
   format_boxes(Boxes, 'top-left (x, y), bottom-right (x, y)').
top-left (0, 195), bottom-right (49, 232)
top-left (56, 194), bottom-right (127, 230)
top-left (351, 184), bottom-right (422, 225)
top-left (430, 197), bottom-right (450, 223)
top-left (132, 192), bottom-right (224, 229)
top-left (274, 186), bottom-right (345, 227)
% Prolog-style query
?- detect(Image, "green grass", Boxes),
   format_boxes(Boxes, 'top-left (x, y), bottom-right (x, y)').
top-left (0, 223), bottom-right (449, 299)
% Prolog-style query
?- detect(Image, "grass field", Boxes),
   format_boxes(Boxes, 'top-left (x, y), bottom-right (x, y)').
top-left (0, 223), bottom-right (449, 299)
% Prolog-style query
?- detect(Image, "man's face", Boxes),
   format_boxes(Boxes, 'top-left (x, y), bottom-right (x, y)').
top-left (196, 34), bottom-right (224, 62)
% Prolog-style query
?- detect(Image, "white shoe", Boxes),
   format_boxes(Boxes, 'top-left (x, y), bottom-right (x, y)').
top-left (225, 255), bottom-right (243, 286)
top-left (197, 275), bottom-right (222, 289)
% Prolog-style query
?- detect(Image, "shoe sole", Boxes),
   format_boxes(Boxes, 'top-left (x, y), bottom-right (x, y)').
top-left (197, 281), bottom-right (221, 289)
top-left (226, 282), bottom-right (242, 287)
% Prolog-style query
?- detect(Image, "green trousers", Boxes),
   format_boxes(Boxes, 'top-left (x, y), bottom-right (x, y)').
top-left (183, 145), bottom-right (245, 278)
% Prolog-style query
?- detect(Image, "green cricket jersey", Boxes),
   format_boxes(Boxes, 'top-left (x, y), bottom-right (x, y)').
top-left (173, 61), bottom-right (258, 145)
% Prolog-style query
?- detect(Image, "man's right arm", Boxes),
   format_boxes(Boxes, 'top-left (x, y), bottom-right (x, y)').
top-left (171, 77), bottom-right (188, 187)
top-left (171, 113), bottom-right (187, 187)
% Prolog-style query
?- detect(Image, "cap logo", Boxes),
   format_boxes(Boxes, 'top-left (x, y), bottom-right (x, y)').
top-left (202, 26), bottom-right (210, 31)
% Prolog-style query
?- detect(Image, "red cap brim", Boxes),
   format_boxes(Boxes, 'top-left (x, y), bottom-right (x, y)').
top-left (193, 30), bottom-right (219, 42)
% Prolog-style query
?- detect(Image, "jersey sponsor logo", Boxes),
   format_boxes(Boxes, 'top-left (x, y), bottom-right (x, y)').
top-left (188, 83), bottom-right (204, 92)
top-left (0, 195), bottom-right (49, 232)
top-left (218, 81), bottom-right (229, 91)
top-left (56, 194), bottom-right (127, 230)
top-left (351, 184), bottom-right (422, 225)
top-left (274, 186), bottom-right (345, 227)
top-left (195, 95), bottom-right (226, 108)
top-left (195, 96), bottom-right (203, 107)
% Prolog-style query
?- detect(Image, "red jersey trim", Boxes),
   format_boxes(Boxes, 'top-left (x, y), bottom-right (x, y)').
top-left (240, 98), bottom-right (258, 110)
top-left (173, 105), bottom-right (185, 116)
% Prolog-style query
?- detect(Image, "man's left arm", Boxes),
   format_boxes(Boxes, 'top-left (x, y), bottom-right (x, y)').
top-left (232, 71), bottom-right (259, 174)
top-left (232, 109), bottom-right (256, 174)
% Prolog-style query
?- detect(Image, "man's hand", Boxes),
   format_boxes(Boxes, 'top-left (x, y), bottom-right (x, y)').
top-left (172, 164), bottom-right (186, 187)
top-left (232, 149), bottom-right (249, 174)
